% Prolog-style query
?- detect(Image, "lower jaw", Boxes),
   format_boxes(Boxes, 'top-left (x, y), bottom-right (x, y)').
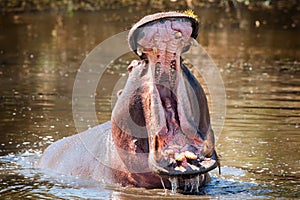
top-left (148, 85), bottom-right (211, 178)
top-left (150, 159), bottom-right (217, 178)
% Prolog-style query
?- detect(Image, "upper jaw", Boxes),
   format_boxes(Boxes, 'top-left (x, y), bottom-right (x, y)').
top-left (135, 18), bottom-right (193, 67)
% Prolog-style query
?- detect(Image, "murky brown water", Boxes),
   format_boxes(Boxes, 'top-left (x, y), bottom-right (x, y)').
top-left (0, 8), bottom-right (299, 199)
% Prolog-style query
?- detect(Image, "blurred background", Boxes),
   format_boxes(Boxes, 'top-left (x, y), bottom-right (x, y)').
top-left (0, 0), bottom-right (299, 199)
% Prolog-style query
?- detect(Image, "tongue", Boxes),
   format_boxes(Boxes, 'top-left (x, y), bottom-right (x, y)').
top-left (163, 97), bottom-right (179, 134)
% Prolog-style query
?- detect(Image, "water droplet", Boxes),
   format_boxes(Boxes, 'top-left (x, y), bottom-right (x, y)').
top-left (255, 20), bottom-right (260, 28)
top-left (23, 141), bottom-right (30, 145)
top-left (159, 176), bottom-right (167, 195)
top-left (168, 177), bottom-right (178, 194)
top-left (195, 175), bottom-right (200, 193)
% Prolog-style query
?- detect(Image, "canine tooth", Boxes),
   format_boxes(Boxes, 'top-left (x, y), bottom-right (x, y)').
top-left (174, 152), bottom-right (185, 161)
top-left (137, 46), bottom-right (143, 56)
top-left (175, 166), bottom-right (186, 172)
top-left (184, 151), bottom-right (197, 160)
top-left (175, 31), bottom-right (182, 39)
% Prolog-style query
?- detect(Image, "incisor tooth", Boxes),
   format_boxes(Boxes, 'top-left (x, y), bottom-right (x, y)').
top-left (175, 152), bottom-right (185, 161)
top-left (175, 166), bottom-right (186, 172)
top-left (165, 149), bottom-right (174, 155)
top-left (184, 151), bottom-right (197, 160)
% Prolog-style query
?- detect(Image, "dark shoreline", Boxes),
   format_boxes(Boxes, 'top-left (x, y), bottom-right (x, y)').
top-left (1, 0), bottom-right (300, 14)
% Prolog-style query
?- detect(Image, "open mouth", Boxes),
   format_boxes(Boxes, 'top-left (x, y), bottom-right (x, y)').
top-left (130, 16), bottom-right (218, 178)
top-left (148, 83), bottom-right (218, 178)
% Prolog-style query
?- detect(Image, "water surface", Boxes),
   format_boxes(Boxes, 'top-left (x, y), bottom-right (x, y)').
top-left (0, 9), bottom-right (299, 199)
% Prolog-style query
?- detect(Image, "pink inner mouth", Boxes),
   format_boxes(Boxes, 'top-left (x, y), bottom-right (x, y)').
top-left (152, 85), bottom-right (216, 176)
top-left (136, 18), bottom-right (217, 176)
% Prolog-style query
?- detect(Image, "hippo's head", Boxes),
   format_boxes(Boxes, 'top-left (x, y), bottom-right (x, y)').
top-left (111, 12), bottom-right (218, 187)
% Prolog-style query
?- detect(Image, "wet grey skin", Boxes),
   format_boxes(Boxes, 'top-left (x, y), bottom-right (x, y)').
top-left (37, 12), bottom-right (219, 192)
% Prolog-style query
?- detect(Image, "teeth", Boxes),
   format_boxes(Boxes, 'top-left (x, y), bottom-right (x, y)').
top-left (165, 149), bottom-right (174, 155)
top-left (137, 46), bottom-right (143, 56)
top-left (175, 166), bottom-right (186, 172)
top-left (184, 151), bottom-right (197, 160)
top-left (174, 152), bottom-right (185, 161)
top-left (175, 31), bottom-right (182, 39)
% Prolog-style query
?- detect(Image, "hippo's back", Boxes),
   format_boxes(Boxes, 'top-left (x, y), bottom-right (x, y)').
top-left (37, 121), bottom-right (121, 183)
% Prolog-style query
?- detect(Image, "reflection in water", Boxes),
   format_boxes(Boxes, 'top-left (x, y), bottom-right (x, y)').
top-left (0, 8), bottom-right (299, 199)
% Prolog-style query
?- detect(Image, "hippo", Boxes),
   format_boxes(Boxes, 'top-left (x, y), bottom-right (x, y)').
top-left (37, 11), bottom-right (219, 193)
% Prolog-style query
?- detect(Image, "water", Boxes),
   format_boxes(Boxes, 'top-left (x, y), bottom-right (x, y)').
top-left (168, 177), bottom-right (178, 194)
top-left (1, 8), bottom-right (299, 199)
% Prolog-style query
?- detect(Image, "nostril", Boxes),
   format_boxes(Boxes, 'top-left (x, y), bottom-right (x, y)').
top-left (127, 60), bottom-right (140, 72)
